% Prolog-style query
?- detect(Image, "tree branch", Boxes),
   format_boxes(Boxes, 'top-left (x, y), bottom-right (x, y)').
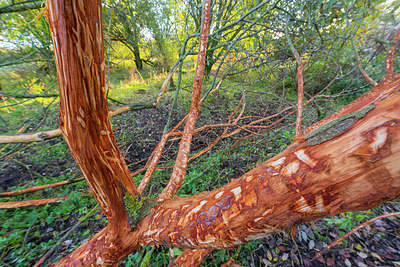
top-left (157, 0), bottom-right (212, 202)
top-left (0, 0), bottom-right (43, 14)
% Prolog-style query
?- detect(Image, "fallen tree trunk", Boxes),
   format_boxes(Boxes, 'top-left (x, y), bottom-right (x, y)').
top-left (44, 0), bottom-right (400, 265)
top-left (57, 75), bottom-right (400, 265)
top-left (137, 79), bottom-right (400, 249)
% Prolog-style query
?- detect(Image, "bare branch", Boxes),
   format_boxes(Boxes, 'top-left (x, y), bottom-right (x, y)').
top-left (0, 197), bottom-right (67, 209)
top-left (0, 0), bottom-right (43, 14)
top-left (386, 26), bottom-right (400, 77)
top-left (157, 0), bottom-right (212, 202)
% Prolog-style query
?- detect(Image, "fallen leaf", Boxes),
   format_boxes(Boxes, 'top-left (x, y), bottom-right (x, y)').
top-left (262, 259), bottom-right (271, 266)
top-left (266, 250), bottom-right (272, 261)
top-left (301, 231), bottom-right (308, 242)
top-left (282, 253), bottom-right (288, 261)
top-left (370, 252), bottom-right (382, 261)
top-left (290, 253), bottom-right (300, 265)
top-left (357, 252), bottom-right (368, 259)
top-left (355, 244), bottom-right (363, 251)
top-left (326, 257), bottom-right (335, 266)
top-left (309, 240), bottom-right (315, 249)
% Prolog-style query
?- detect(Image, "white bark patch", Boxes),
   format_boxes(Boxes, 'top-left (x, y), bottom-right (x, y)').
top-left (215, 191), bottom-right (224, 199)
top-left (170, 210), bottom-right (177, 218)
top-left (295, 150), bottom-right (316, 167)
top-left (262, 209), bottom-right (273, 216)
top-left (282, 160), bottom-right (300, 176)
top-left (370, 127), bottom-right (388, 153)
top-left (100, 130), bottom-right (108, 135)
top-left (144, 229), bottom-right (158, 237)
top-left (270, 157), bottom-right (286, 168)
top-left (79, 107), bottom-right (85, 118)
top-left (230, 187), bottom-right (242, 200)
top-left (245, 175), bottom-right (254, 182)
top-left (180, 200), bottom-right (207, 226)
top-left (198, 234), bottom-right (217, 244)
top-left (76, 116), bottom-right (86, 128)
top-left (294, 196), bottom-right (313, 213)
top-left (185, 238), bottom-right (196, 247)
top-left (96, 257), bottom-right (104, 265)
top-left (314, 194), bottom-right (326, 213)
top-left (254, 217), bottom-right (263, 222)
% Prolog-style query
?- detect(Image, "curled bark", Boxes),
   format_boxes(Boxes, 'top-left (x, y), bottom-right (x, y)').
top-left (47, 1), bottom-right (135, 264)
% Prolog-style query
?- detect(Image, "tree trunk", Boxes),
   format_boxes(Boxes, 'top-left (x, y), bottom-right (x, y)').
top-left (47, 0), bottom-right (140, 264)
top-left (47, 0), bottom-right (400, 265)
top-left (132, 43), bottom-right (143, 70)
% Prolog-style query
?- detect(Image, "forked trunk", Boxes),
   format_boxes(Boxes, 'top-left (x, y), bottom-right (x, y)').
top-left (47, 0), bottom-right (400, 265)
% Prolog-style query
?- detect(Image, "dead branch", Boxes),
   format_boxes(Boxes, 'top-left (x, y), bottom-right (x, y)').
top-left (0, 197), bottom-right (68, 209)
top-left (0, 177), bottom-right (84, 197)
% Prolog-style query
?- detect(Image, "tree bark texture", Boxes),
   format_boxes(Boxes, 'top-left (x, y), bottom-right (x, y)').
top-left (47, 0), bottom-right (400, 265)
top-left (136, 78), bottom-right (400, 249)
top-left (47, 0), bottom-right (140, 264)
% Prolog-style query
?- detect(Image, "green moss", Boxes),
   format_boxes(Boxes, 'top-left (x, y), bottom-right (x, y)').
top-left (123, 193), bottom-right (158, 228)
top-left (123, 193), bottom-right (142, 220)
top-left (306, 104), bottom-right (375, 146)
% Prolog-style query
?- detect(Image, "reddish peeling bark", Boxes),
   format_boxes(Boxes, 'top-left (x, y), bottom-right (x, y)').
top-left (46, 0), bottom-right (400, 265)
top-left (136, 80), bottom-right (400, 249)
top-left (386, 28), bottom-right (400, 77)
top-left (172, 248), bottom-right (213, 267)
top-left (47, 0), bottom-right (139, 265)
top-left (357, 55), bottom-right (378, 86)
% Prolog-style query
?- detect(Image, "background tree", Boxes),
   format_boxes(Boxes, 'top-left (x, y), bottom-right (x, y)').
top-left (105, 0), bottom-right (172, 70)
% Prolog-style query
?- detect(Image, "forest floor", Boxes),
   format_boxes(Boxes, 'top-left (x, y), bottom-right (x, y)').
top-left (0, 82), bottom-right (400, 266)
